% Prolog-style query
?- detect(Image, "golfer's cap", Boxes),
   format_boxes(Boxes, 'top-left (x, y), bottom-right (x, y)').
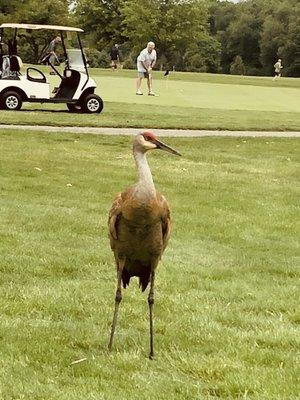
top-left (147, 41), bottom-right (155, 47)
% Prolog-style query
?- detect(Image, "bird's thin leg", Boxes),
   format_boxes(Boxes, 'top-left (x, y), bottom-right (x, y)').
top-left (108, 258), bottom-right (125, 352)
top-left (148, 264), bottom-right (157, 360)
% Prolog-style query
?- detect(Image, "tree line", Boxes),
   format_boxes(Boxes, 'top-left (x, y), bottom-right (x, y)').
top-left (1, 0), bottom-right (299, 76)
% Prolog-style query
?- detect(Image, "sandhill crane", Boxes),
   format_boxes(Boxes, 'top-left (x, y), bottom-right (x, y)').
top-left (108, 131), bottom-right (181, 359)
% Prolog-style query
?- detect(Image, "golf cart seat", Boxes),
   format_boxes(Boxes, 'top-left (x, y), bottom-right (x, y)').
top-left (10, 55), bottom-right (22, 74)
top-left (53, 68), bottom-right (80, 99)
top-left (0, 55), bottom-right (9, 78)
top-left (1, 55), bottom-right (22, 79)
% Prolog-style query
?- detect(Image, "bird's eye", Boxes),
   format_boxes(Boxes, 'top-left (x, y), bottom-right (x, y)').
top-left (143, 135), bottom-right (149, 141)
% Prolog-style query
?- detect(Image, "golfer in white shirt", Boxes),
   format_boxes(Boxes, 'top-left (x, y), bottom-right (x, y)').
top-left (136, 41), bottom-right (157, 96)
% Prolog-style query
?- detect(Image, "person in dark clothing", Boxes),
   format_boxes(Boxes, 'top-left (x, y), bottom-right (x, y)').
top-left (110, 44), bottom-right (120, 70)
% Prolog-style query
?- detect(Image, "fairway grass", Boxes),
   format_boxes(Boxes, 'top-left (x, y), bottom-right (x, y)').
top-left (0, 130), bottom-right (299, 399)
top-left (1, 103), bottom-right (300, 132)
top-left (0, 68), bottom-right (299, 131)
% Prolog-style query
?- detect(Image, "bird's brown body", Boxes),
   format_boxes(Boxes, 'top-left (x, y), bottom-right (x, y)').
top-left (109, 185), bottom-right (170, 291)
top-left (107, 132), bottom-right (180, 358)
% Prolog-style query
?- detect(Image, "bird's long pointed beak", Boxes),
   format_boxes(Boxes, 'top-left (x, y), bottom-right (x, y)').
top-left (154, 139), bottom-right (182, 156)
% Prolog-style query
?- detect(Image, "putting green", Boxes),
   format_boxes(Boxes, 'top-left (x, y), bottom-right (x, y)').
top-left (99, 76), bottom-right (299, 112)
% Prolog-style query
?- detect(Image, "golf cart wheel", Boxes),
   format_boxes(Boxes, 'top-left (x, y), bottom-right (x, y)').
top-left (2, 91), bottom-right (22, 111)
top-left (67, 103), bottom-right (82, 113)
top-left (82, 94), bottom-right (103, 114)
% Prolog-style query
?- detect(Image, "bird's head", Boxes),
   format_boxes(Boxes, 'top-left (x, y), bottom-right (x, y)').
top-left (134, 131), bottom-right (181, 156)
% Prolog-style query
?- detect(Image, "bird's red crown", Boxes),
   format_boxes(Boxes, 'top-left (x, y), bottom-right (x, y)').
top-left (142, 131), bottom-right (157, 142)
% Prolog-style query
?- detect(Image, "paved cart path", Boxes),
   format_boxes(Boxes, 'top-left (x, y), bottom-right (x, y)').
top-left (0, 124), bottom-right (300, 137)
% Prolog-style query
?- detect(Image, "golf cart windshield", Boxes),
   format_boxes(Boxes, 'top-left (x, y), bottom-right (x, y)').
top-left (67, 49), bottom-right (86, 73)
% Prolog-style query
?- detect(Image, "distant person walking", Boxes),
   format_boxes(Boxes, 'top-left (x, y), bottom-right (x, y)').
top-left (136, 41), bottom-right (157, 96)
top-left (110, 44), bottom-right (120, 70)
top-left (273, 59), bottom-right (283, 81)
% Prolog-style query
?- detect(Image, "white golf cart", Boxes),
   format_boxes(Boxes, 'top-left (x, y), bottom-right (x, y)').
top-left (0, 23), bottom-right (103, 113)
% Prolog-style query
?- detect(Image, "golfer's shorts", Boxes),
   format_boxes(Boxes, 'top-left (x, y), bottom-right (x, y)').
top-left (138, 71), bottom-right (149, 78)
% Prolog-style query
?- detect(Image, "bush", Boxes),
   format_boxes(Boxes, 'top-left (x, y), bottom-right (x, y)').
top-left (84, 48), bottom-right (110, 68)
top-left (245, 66), bottom-right (264, 76)
top-left (122, 51), bottom-right (136, 69)
top-left (230, 55), bottom-right (245, 75)
top-left (285, 61), bottom-right (300, 77)
top-left (186, 53), bottom-right (207, 72)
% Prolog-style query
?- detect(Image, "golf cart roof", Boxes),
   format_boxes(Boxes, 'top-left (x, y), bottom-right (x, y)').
top-left (0, 23), bottom-right (83, 32)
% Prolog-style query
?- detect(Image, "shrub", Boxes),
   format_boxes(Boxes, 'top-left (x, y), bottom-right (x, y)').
top-left (230, 55), bottom-right (245, 75)
top-left (122, 51), bottom-right (136, 69)
top-left (84, 48), bottom-right (110, 68)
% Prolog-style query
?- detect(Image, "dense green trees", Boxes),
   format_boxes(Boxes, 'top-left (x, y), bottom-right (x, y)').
top-left (75, 0), bottom-right (125, 48)
top-left (121, 0), bottom-right (208, 69)
top-left (77, 0), bottom-right (212, 71)
top-left (209, 0), bottom-right (300, 76)
top-left (0, 0), bottom-right (299, 76)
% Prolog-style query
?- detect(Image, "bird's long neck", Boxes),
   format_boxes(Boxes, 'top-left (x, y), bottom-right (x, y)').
top-left (133, 149), bottom-right (156, 196)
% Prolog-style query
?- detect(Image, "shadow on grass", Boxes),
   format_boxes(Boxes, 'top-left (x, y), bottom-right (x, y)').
top-left (19, 109), bottom-right (69, 114)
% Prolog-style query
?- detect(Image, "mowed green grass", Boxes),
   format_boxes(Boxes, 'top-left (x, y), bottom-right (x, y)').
top-left (0, 68), bottom-right (299, 131)
top-left (0, 129), bottom-right (299, 399)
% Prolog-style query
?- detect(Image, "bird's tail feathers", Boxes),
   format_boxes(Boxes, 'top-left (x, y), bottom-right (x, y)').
top-left (139, 272), bottom-right (150, 292)
top-left (122, 268), bottom-right (131, 289)
top-left (122, 264), bottom-right (151, 292)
